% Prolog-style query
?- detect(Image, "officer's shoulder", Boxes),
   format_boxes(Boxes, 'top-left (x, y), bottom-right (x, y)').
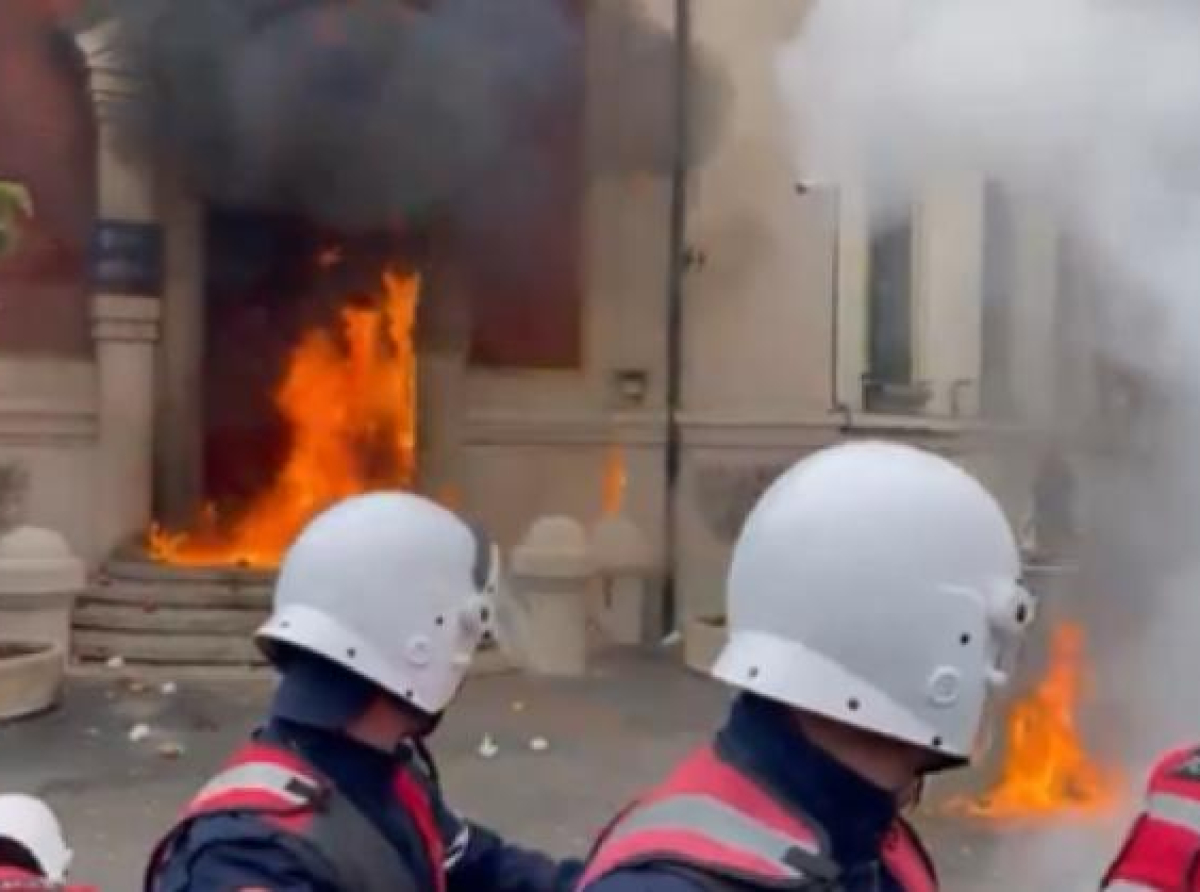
top-left (157, 812), bottom-right (333, 884)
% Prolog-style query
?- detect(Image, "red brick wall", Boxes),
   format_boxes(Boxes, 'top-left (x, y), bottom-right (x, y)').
top-left (0, 0), bottom-right (94, 356)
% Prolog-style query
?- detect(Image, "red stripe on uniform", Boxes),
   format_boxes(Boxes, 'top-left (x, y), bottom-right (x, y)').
top-left (650, 748), bottom-right (820, 847)
top-left (579, 827), bottom-right (794, 888)
top-left (394, 769), bottom-right (446, 892)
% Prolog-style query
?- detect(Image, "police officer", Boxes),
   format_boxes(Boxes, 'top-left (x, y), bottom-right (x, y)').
top-left (1102, 746), bottom-right (1200, 890)
top-left (0, 794), bottom-right (89, 891)
top-left (576, 442), bottom-right (1035, 892)
top-left (146, 492), bottom-right (581, 892)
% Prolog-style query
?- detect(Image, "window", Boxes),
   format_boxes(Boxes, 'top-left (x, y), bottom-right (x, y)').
top-left (465, 0), bottom-right (584, 370)
top-left (864, 214), bottom-right (926, 412)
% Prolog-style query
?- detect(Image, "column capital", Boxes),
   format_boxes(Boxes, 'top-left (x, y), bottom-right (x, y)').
top-left (92, 295), bottom-right (160, 344)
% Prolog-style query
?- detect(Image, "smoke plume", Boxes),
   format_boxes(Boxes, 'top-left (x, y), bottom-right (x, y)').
top-left (98, 0), bottom-right (729, 232)
top-left (778, 0), bottom-right (1200, 885)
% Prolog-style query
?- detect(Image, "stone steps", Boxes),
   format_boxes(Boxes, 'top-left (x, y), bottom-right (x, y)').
top-left (74, 602), bottom-right (265, 636)
top-left (72, 557), bottom-right (516, 675)
top-left (73, 629), bottom-right (265, 666)
top-left (73, 559), bottom-right (271, 668)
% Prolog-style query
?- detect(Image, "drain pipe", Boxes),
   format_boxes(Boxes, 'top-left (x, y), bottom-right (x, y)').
top-left (827, 187), bottom-right (854, 432)
top-left (662, 0), bottom-right (692, 637)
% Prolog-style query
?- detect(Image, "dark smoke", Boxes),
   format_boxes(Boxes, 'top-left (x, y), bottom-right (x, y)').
top-left (101, 0), bottom-right (729, 232)
top-left (109, 0), bottom-right (578, 229)
top-left (585, 0), bottom-right (732, 177)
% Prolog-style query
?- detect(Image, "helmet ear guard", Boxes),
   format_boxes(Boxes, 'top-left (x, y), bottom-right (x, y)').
top-left (984, 578), bottom-right (1037, 690)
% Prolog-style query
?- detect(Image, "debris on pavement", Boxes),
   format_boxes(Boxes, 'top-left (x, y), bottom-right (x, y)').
top-left (128, 723), bottom-right (152, 743)
top-left (660, 630), bottom-right (682, 647)
top-left (105, 655), bottom-right (126, 669)
top-left (529, 736), bottom-right (550, 753)
top-left (477, 733), bottom-right (499, 759)
top-left (160, 681), bottom-right (178, 696)
top-left (156, 741), bottom-right (185, 760)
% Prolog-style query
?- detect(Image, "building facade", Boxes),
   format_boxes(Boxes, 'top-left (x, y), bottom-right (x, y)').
top-left (0, 0), bottom-right (1077, 654)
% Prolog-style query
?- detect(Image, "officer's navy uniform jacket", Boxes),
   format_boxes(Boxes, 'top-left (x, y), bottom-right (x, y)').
top-left (578, 695), bottom-right (936, 892)
top-left (146, 655), bottom-right (580, 892)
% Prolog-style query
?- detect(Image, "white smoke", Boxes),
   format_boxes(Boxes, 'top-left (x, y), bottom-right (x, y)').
top-left (778, 0), bottom-right (1200, 372)
top-left (777, 0), bottom-right (1200, 886)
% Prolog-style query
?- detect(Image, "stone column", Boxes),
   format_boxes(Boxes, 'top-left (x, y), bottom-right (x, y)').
top-left (93, 297), bottom-right (160, 556)
top-left (80, 22), bottom-right (164, 556)
top-left (155, 173), bottom-right (205, 524)
top-left (416, 237), bottom-right (469, 504)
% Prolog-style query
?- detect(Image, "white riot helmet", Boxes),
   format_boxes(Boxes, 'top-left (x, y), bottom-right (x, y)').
top-left (257, 493), bottom-right (499, 716)
top-left (712, 442), bottom-right (1033, 762)
top-left (0, 794), bottom-right (71, 881)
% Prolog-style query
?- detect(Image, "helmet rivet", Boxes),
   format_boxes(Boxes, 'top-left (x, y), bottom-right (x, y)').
top-left (928, 667), bottom-right (961, 707)
top-left (407, 636), bottom-right (432, 667)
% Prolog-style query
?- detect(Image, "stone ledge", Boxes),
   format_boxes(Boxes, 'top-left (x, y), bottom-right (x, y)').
top-left (0, 359), bottom-right (98, 444)
top-left (465, 413), bottom-right (668, 446)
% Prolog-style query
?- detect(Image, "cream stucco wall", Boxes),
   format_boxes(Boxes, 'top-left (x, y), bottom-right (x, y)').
top-left (0, 4), bottom-right (1078, 654)
top-left (672, 0), bottom-right (1067, 622)
top-left (461, 0), bottom-right (674, 585)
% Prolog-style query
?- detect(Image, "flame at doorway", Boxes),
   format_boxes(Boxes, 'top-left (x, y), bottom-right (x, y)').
top-left (148, 270), bottom-right (421, 569)
top-left (952, 622), bottom-right (1124, 821)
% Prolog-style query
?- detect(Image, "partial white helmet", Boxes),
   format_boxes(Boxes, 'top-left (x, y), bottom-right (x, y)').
top-left (0, 794), bottom-right (71, 881)
top-left (257, 493), bottom-right (499, 715)
top-left (712, 441), bottom-right (1033, 762)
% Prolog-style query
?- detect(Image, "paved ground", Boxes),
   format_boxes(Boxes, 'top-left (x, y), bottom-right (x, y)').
top-left (0, 653), bottom-right (1127, 890)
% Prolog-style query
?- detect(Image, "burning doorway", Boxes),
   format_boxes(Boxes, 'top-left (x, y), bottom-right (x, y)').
top-left (150, 210), bottom-right (426, 569)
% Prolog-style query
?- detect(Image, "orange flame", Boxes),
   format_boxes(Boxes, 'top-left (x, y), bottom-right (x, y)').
top-left (956, 623), bottom-right (1123, 820)
top-left (602, 444), bottom-right (628, 516)
top-left (148, 270), bottom-right (421, 569)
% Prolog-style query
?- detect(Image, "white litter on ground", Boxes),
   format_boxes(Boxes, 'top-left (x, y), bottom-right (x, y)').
top-left (477, 734), bottom-right (500, 759)
top-left (128, 723), bottom-right (152, 743)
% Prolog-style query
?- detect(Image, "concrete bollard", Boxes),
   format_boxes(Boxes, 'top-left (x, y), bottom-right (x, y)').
top-left (590, 515), bottom-right (654, 646)
top-left (510, 516), bottom-right (594, 676)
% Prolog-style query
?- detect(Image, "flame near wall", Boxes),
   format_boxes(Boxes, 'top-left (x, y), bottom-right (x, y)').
top-left (149, 270), bottom-right (420, 569)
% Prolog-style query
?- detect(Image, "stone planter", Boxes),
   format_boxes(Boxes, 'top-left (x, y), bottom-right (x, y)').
top-left (0, 641), bottom-right (64, 721)
top-left (684, 615), bottom-right (727, 675)
top-left (0, 526), bottom-right (85, 664)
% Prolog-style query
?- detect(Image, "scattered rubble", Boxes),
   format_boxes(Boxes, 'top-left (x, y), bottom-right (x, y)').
top-left (128, 723), bottom-right (151, 743)
top-left (477, 734), bottom-right (499, 759)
